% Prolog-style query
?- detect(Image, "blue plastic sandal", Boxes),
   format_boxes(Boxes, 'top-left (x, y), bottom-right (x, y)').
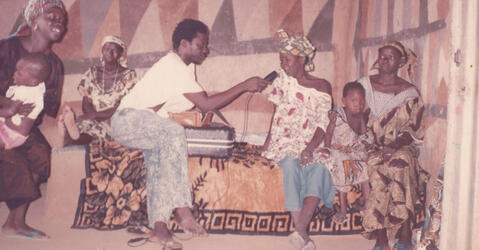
top-left (393, 242), bottom-right (412, 250)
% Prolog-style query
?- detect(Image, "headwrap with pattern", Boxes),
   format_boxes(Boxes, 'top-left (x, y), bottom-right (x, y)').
top-left (101, 35), bottom-right (128, 68)
top-left (277, 29), bottom-right (316, 72)
top-left (372, 41), bottom-right (417, 81)
top-left (14, 0), bottom-right (65, 36)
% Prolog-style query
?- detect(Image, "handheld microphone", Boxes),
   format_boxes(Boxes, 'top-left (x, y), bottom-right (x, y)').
top-left (264, 71), bottom-right (278, 82)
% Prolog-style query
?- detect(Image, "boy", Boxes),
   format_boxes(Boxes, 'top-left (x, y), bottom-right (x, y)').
top-left (0, 53), bottom-right (50, 149)
top-left (314, 81), bottom-right (373, 224)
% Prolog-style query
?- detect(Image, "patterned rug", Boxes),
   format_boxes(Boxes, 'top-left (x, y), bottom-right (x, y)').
top-left (72, 141), bottom-right (425, 235)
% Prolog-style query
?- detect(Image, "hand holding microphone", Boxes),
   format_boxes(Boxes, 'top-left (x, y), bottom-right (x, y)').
top-left (241, 71), bottom-right (278, 92)
top-left (263, 71), bottom-right (278, 82)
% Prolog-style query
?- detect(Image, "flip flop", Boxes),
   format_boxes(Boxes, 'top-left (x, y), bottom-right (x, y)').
top-left (127, 236), bottom-right (182, 249)
top-left (301, 240), bottom-right (316, 250)
top-left (288, 231), bottom-right (305, 249)
top-left (126, 225), bottom-right (152, 235)
top-left (3, 230), bottom-right (50, 241)
top-left (371, 247), bottom-right (384, 250)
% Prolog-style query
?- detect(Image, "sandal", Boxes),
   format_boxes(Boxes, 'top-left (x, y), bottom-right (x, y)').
top-left (126, 225), bottom-right (152, 235)
top-left (332, 213), bottom-right (347, 224)
top-left (127, 236), bottom-right (182, 249)
top-left (301, 240), bottom-right (316, 250)
top-left (288, 231), bottom-right (305, 249)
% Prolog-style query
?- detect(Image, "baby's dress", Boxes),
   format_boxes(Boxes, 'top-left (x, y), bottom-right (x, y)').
top-left (313, 107), bottom-right (373, 192)
top-left (5, 83), bottom-right (45, 125)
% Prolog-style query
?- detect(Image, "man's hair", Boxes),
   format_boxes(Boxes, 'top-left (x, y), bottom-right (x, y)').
top-left (172, 19), bottom-right (209, 50)
top-left (342, 81), bottom-right (365, 97)
top-left (20, 53), bottom-right (51, 82)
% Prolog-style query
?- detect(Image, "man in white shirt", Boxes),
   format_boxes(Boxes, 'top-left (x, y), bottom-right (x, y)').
top-left (111, 19), bottom-right (268, 248)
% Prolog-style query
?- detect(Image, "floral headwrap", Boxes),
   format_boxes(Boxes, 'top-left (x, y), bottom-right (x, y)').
top-left (15, 0), bottom-right (65, 36)
top-left (101, 35), bottom-right (128, 68)
top-left (372, 41), bottom-right (417, 81)
top-left (277, 29), bottom-right (316, 72)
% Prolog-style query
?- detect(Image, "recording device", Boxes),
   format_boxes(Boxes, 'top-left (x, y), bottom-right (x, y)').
top-left (264, 71), bottom-right (278, 82)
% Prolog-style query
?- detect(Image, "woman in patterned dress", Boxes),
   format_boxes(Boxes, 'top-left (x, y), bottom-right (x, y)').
top-left (58, 35), bottom-right (137, 145)
top-left (261, 30), bottom-right (336, 250)
top-left (358, 41), bottom-right (427, 250)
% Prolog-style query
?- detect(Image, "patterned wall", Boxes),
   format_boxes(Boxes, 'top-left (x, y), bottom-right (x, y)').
top-left (0, 0), bottom-right (450, 173)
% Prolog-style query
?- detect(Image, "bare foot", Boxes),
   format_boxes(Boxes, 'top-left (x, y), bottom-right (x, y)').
top-left (174, 208), bottom-right (207, 237)
top-left (62, 105), bottom-right (80, 140)
top-left (57, 113), bottom-right (67, 147)
top-left (149, 222), bottom-right (182, 249)
top-left (177, 218), bottom-right (207, 237)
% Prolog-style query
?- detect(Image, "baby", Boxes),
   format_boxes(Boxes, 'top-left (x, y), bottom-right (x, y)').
top-left (314, 81), bottom-right (373, 224)
top-left (0, 53), bottom-right (50, 149)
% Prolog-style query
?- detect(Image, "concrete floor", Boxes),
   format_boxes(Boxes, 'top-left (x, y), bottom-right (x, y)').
top-left (0, 146), bottom-right (375, 250)
top-left (0, 184), bottom-right (375, 250)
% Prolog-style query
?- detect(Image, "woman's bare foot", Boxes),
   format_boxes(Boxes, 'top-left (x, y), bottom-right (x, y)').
top-left (174, 207), bottom-right (208, 237)
top-left (62, 105), bottom-right (80, 140)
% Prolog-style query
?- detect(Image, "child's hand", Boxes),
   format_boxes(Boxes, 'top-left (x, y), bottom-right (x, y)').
top-left (328, 110), bottom-right (337, 122)
top-left (17, 103), bottom-right (35, 116)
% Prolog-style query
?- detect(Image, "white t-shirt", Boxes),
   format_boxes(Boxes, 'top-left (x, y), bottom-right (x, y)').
top-left (4, 82), bottom-right (45, 125)
top-left (118, 52), bottom-right (204, 118)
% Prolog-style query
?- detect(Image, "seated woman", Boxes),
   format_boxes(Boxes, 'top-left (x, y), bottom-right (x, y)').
top-left (261, 29), bottom-right (336, 250)
top-left (313, 81), bottom-right (373, 224)
top-left (358, 41), bottom-right (427, 250)
top-left (58, 36), bottom-right (137, 144)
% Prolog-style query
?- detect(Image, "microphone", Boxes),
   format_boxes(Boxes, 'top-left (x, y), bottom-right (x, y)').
top-left (264, 71), bottom-right (278, 82)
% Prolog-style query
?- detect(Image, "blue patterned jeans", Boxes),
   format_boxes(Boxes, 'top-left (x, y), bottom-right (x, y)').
top-left (111, 108), bottom-right (192, 227)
